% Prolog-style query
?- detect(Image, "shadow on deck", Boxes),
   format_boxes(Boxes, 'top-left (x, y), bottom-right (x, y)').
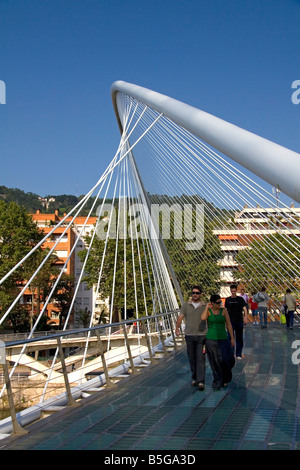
top-left (1, 323), bottom-right (299, 451)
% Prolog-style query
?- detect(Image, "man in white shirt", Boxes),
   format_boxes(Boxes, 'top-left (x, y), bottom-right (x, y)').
top-left (283, 288), bottom-right (297, 329)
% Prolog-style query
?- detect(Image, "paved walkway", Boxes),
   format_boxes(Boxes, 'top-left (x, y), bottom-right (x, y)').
top-left (1, 323), bottom-right (299, 451)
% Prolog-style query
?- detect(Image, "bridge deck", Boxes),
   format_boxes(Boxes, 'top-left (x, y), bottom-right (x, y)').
top-left (1, 323), bottom-right (300, 451)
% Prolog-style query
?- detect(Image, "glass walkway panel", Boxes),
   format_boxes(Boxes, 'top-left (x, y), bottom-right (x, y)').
top-left (1, 323), bottom-right (299, 451)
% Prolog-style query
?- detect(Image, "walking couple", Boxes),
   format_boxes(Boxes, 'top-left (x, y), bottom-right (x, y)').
top-left (176, 285), bottom-right (247, 391)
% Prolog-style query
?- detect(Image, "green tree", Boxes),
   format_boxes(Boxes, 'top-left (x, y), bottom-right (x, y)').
top-left (78, 201), bottom-right (222, 317)
top-left (165, 219), bottom-right (222, 300)
top-left (78, 234), bottom-right (155, 322)
top-left (0, 201), bottom-right (45, 328)
top-left (52, 273), bottom-right (75, 329)
top-left (148, 194), bottom-right (223, 300)
top-left (77, 307), bottom-right (91, 328)
top-left (23, 248), bottom-right (60, 329)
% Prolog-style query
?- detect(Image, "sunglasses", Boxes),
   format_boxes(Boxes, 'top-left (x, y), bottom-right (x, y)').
top-left (192, 291), bottom-right (201, 295)
top-left (214, 300), bottom-right (222, 304)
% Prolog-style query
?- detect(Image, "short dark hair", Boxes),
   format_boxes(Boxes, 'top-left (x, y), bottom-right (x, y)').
top-left (261, 286), bottom-right (266, 292)
top-left (286, 288), bottom-right (291, 293)
top-left (230, 284), bottom-right (237, 290)
top-left (210, 294), bottom-right (221, 303)
top-left (192, 285), bottom-right (202, 293)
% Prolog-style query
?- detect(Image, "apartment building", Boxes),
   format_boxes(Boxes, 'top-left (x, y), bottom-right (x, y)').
top-left (27, 210), bottom-right (100, 328)
top-left (213, 205), bottom-right (300, 297)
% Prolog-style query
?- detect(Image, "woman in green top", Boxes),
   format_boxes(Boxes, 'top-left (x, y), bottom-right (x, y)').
top-left (202, 294), bottom-right (235, 390)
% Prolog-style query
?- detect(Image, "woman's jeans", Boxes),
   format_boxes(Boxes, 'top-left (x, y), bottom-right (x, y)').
top-left (185, 335), bottom-right (206, 384)
top-left (257, 307), bottom-right (268, 328)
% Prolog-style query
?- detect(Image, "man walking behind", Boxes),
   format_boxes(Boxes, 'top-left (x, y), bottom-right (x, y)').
top-left (254, 286), bottom-right (271, 329)
top-left (225, 284), bottom-right (248, 360)
top-left (283, 288), bottom-right (297, 329)
top-left (176, 285), bottom-right (207, 390)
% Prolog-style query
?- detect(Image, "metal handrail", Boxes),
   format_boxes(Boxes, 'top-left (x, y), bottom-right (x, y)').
top-left (0, 309), bottom-right (183, 436)
top-left (2, 309), bottom-right (180, 349)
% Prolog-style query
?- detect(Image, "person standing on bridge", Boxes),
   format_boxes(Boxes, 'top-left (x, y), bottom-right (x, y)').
top-left (175, 285), bottom-right (207, 391)
top-left (239, 288), bottom-right (249, 305)
top-left (202, 294), bottom-right (235, 390)
top-left (249, 292), bottom-right (259, 325)
top-left (282, 288), bottom-right (297, 330)
top-left (225, 284), bottom-right (248, 359)
top-left (254, 286), bottom-right (271, 329)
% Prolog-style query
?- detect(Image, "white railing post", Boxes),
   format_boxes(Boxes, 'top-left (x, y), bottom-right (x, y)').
top-left (56, 337), bottom-right (80, 408)
top-left (0, 341), bottom-right (28, 435)
top-left (95, 330), bottom-right (115, 387)
top-left (141, 319), bottom-right (155, 363)
top-left (122, 324), bottom-right (137, 373)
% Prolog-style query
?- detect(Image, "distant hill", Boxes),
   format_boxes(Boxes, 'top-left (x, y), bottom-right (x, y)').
top-left (0, 185), bottom-right (232, 220)
top-left (0, 185), bottom-right (80, 215)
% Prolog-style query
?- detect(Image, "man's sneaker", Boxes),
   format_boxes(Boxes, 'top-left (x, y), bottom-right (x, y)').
top-left (198, 382), bottom-right (205, 391)
top-left (191, 380), bottom-right (197, 386)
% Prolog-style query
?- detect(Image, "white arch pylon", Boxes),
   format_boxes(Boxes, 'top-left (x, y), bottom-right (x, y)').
top-left (111, 81), bottom-right (300, 203)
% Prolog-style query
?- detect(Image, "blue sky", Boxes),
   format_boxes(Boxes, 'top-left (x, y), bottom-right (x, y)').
top-left (1, 0), bottom-right (299, 199)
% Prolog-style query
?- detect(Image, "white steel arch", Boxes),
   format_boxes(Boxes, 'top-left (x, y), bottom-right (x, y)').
top-left (111, 80), bottom-right (300, 203)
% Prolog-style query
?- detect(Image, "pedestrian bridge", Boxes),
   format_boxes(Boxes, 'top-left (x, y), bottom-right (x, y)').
top-left (1, 322), bottom-right (299, 451)
top-left (0, 81), bottom-right (300, 452)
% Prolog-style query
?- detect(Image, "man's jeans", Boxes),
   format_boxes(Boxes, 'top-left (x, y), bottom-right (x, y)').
top-left (229, 320), bottom-right (244, 357)
top-left (286, 310), bottom-right (294, 328)
top-left (185, 335), bottom-right (206, 384)
top-left (257, 307), bottom-right (268, 328)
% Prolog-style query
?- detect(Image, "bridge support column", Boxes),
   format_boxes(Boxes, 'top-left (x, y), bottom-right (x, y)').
top-left (57, 338), bottom-right (80, 408)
